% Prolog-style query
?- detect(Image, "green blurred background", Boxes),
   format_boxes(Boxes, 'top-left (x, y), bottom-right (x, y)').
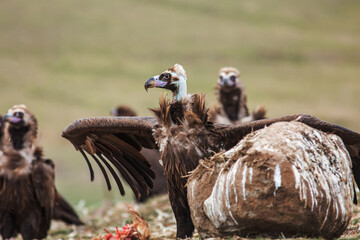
top-left (0, 0), bottom-right (359, 206)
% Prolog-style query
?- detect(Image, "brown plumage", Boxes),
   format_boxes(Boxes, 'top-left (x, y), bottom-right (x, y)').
top-left (209, 67), bottom-right (266, 124)
top-left (33, 147), bottom-right (84, 225)
top-left (111, 105), bottom-right (137, 117)
top-left (62, 64), bottom-right (360, 238)
top-left (63, 116), bottom-right (157, 199)
top-left (0, 151), bottom-right (55, 240)
top-left (0, 105), bottom-right (82, 240)
top-left (111, 105), bottom-right (167, 202)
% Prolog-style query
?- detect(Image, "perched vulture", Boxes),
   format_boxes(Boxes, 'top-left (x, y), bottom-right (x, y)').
top-left (62, 64), bottom-right (360, 238)
top-left (209, 67), bottom-right (266, 124)
top-left (0, 105), bottom-right (82, 240)
top-left (111, 105), bottom-right (167, 202)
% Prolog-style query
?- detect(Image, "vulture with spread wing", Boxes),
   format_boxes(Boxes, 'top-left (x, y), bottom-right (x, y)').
top-left (63, 64), bottom-right (360, 238)
top-left (209, 67), bottom-right (266, 124)
top-left (0, 105), bottom-right (82, 240)
top-left (111, 105), bottom-right (167, 202)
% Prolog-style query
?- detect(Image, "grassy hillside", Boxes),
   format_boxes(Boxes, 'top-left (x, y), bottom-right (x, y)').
top-left (0, 0), bottom-right (359, 207)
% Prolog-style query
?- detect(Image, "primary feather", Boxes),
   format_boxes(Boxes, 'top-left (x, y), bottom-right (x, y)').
top-left (111, 105), bottom-right (167, 202)
top-left (62, 116), bottom-right (157, 199)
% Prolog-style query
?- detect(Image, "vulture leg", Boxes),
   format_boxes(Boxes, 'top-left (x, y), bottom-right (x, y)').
top-left (353, 184), bottom-right (358, 204)
top-left (169, 189), bottom-right (194, 238)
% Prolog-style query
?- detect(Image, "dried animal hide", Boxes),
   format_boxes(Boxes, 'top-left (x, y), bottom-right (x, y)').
top-left (187, 122), bottom-right (353, 238)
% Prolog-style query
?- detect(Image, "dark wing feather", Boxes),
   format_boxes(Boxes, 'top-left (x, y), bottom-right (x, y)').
top-left (31, 160), bottom-right (56, 237)
top-left (53, 191), bottom-right (84, 225)
top-left (62, 116), bottom-right (158, 199)
top-left (79, 148), bottom-right (95, 181)
top-left (41, 158), bottom-right (84, 225)
top-left (91, 154), bottom-right (112, 191)
top-left (222, 114), bottom-right (360, 200)
top-left (221, 114), bottom-right (360, 148)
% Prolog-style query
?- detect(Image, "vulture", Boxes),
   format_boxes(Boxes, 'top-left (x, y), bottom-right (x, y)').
top-left (111, 105), bottom-right (167, 202)
top-left (111, 105), bottom-right (137, 117)
top-left (209, 67), bottom-right (266, 124)
top-left (62, 64), bottom-right (360, 238)
top-left (0, 105), bottom-right (82, 240)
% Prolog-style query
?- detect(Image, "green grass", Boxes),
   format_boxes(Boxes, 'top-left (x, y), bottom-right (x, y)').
top-left (0, 0), bottom-right (359, 206)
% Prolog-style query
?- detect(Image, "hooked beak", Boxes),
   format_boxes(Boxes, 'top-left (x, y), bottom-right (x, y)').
top-left (220, 77), bottom-right (235, 87)
top-left (144, 76), bottom-right (167, 92)
top-left (3, 113), bottom-right (22, 124)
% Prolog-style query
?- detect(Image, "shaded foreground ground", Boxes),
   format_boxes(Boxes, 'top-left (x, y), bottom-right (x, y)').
top-left (47, 194), bottom-right (360, 240)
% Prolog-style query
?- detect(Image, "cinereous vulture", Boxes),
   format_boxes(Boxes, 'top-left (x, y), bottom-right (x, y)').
top-left (63, 64), bottom-right (360, 238)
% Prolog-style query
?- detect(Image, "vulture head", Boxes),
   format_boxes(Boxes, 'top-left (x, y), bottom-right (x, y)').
top-left (3, 104), bottom-right (38, 150)
top-left (218, 67), bottom-right (240, 89)
top-left (4, 105), bottom-right (36, 128)
top-left (144, 63), bottom-right (187, 101)
top-left (111, 105), bottom-right (137, 117)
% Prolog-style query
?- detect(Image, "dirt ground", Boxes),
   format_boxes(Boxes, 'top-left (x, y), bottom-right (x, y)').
top-left (47, 193), bottom-right (360, 240)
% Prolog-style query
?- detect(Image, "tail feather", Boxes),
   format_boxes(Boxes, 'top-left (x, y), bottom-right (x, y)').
top-left (53, 191), bottom-right (84, 225)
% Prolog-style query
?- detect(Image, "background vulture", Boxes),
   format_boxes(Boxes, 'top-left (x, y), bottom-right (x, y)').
top-left (111, 105), bottom-right (167, 202)
top-left (0, 105), bottom-right (82, 240)
top-left (63, 64), bottom-right (360, 238)
top-left (209, 67), bottom-right (267, 124)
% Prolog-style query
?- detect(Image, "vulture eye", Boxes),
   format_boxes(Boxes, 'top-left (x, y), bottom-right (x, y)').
top-left (230, 75), bottom-right (236, 82)
top-left (14, 112), bottom-right (24, 119)
top-left (219, 76), bottom-right (223, 81)
top-left (161, 73), bottom-right (170, 80)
